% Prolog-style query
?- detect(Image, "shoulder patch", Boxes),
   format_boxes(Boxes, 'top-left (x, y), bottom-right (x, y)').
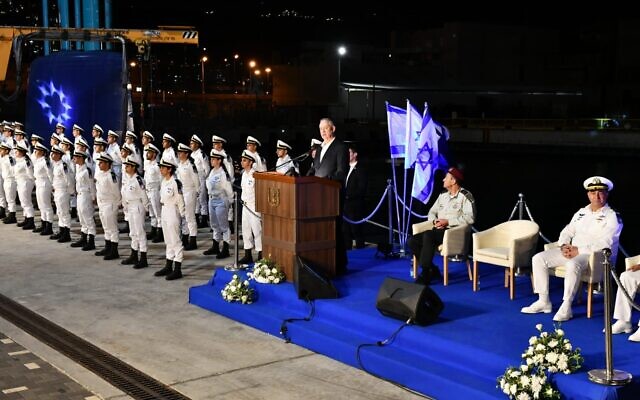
top-left (45, 158), bottom-right (51, 168)
top-left (25, 157), bottom-right (31, 167)
top-left (175, 178), bottom-right (183, 194)
top-left (62, 162), bottom-right (68, 173)
top-left (111, 171), bottom-right (117, 183)
top-left (9, 156), bottom-right (15, 166)
top-left (136, 175), bottom-right (145, 189)
top-left (191, 163), bottom-right (198, 174)
top-left (87, 167), bottom-right (93, 178)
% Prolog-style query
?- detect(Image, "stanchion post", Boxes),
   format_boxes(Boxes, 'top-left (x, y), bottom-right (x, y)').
top-left (588, 248), bottom-right (632, 385)
top-left (225, 191), bottom-right (242, 271)
top-left (386, 179), bottom-right (396, 254)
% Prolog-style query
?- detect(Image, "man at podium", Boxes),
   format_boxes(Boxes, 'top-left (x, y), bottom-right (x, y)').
top-left (313, 117), bottom-right (349, 274)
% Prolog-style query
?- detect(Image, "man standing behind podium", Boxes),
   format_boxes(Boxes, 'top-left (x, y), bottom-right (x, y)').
top-left (313, 117), bottom-right (349, 274)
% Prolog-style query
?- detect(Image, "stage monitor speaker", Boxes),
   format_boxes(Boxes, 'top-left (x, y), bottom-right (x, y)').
top-left (375, 277), bottom-right (444, 326)
top-left (294, 256), bottom-right (339, 300)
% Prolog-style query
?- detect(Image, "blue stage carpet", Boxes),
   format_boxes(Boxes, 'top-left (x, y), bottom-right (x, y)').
top-left (189, 249), bottom-right (640, 400)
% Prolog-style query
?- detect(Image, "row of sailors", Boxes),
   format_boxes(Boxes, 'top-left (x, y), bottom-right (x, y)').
top-left (0, 137), bottom-right (274, 279)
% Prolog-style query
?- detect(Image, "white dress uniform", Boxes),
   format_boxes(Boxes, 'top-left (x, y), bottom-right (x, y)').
top-left (75, 163), bottom-right (96, 236)
top-left (63, 149), bottom-right (77, 210)
top-left (0, 150), bottom-right (17, 215)
top-left (192, 147), bottom-right (210, 217)
top-left (107, 143), bottom-right (122, 179)
top-left (161, 175), bottom-right (186, 263)
top-left (206, 165), bottom-right (233, 243)
top-left (14, 154), bottom-right (35, 219)
top-left (177, 158), bottom-right (200, 238)
top-left (122, 172), bottom-right (150, 253)
top-left (162, 147), bottom-right (178, 166)
top-left (95, 167), bottom-right (122, 244)
top-left (33, 155), bottom-right (54, 225)
top-left (245, 149), bottom-right (266, 172)
top-left (144, 158), bottom-right (162, 230)
top-left (531, 204), bottom-right (622, 302)
top-left (240, 168), bottom-right (262, 252)
top-left (51, 157), bottom-right (75, 230)
top-left (613, 269), bottom-right (640, 332)
top-left (275, 154), bottom-right (299, 175)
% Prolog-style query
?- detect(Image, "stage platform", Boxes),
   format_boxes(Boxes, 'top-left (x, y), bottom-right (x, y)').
top-left (189, 249), bottom-right (640, 400)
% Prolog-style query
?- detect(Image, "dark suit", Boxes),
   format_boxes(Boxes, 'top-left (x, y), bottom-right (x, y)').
top-left (343, 162), bottom-right (367, 249)
top-left (313, 138), bottom-right (349, 274)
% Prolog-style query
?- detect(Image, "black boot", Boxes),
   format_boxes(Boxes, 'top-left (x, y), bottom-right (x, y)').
top-left (70, 207), bottom-right (78, 219)
top-left (133, 252), bottom-right (148, 269)
top-left (71, 232), bottom-right (87, 248)
top-left (3, 211), bottom-right (16, 224)
top-left (238, 249), bottom-right (253, 264)
top-left (0, 206), bottom-right (5, 219)
top-left (166, 261), bottom-right (182, 280)
top-left (32, 220), bottom-right (43, 233)
top-left (119, 221), bottom-right (129, 233)
top-left (95, 241), bottom-right (110, 256)
top-left (154, 259), bottom-right (173, 276)
top-left (146, 226), bottom-right (157, 240)
top-left (17, 217), bottom-right (26, 227)
top-left (121, 248), bottom-right (138, 265)
top-left (57, 227), bottom-right (71, 243)
top-left (229, 222), bottom-right (234, 234)
top-left (216, 242), bottom-right (230, 259)
top-left (185, 236), bottom-right (197, 251)
top-left (152, 228), bottom-right (164, 243)
top-left (41, 221), bottom-right (53, 236)
top-left (50, 226), bottom-right (62, 240)
top-left (181, 234), bottom-right (188, 247)
top-left (198, 214), bottom-right (209, 228)
top-left (104, 242), bottom-right (119, 260)
top-left (82, 234), bottom-right (96, 251)
top-left (21, 217), bottom-right (35, 230)
top-left (203, 240), bottom-right (220, 255)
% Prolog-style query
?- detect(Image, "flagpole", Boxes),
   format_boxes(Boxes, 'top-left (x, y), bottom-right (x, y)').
top-left (386, 101), bottom-right (403, 256)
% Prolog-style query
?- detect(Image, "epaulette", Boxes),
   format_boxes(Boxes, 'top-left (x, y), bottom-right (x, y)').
top-left (136, 175), bottom-right (145, 189)
top-left (9, 156), bottom-right (15, 166)
top-left (460, 188), bottom-right (475, 203)
top-left (62, 161), bottom-right (68, 173)
top-left (110, 171), bottom-right (117, 183)
top-left (191, 163), bottom-right (198, 174)
top-left (175, 178), bottom-right (183, 194)
top-left (45, 158), bottom-right (50, 168)
top-left (25, 156), bottom-right (31, 167)
top-left (87, 167), bottom-right (93, 178)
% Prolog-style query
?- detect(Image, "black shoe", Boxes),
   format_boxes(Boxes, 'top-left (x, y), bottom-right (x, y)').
top-left (185, 236), bottom-right (197, 251)
top-left (21, 217), bottom-right (35, 230)
top-left (95, 241), bottom-right (111, 256)
top-left (82, 234), bottom-right (96, 251)
top-left (154, 259), bottom-right (173, 276)
top-left (71, 233), bottom-right (87, 248)
top-left (104, 242), bottom-right (120, 260)
top-left (152, 228), bottom-right (164, 243)
top-left (0, 206), bottom-right (5, 219)
top-left (203, 240), bottom-right (220, 255)
top-left (3, 212), bottom-right (16, 224)
top-left (238, 249), bottom-right (253, 264)
top-left (41, 221), bottom-right (53, 235)
top-left (119, 222), bottom-right (130, 234)
top-left (57, 227), bottom-right (71, 243)
top-left (197, 215), bottom-right (209, 228)
top-left (134, 252), bottom-right (148, 269)
top-left (32, 222), bottom-right (43, 233)
top-left (146, 227), bottom-right (157, 240)
top-left (121, 249), bottom-right (138, 265)
top-left (181, 234), bottom-right (188, 247)
top-left (166, 262), bottom-right (182, 280)
top-left (216, 242), bottom-right (230, 259)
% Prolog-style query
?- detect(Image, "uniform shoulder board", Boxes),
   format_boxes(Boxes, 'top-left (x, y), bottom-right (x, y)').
top-left (175, 178), bottom-right (183, 194)
top-left (87, 167), bottom-right (93, 178)
top-left (110, 171), bottom-right (117, 183)
top-left (25, 156), bottom-right (31, 167)
top-left (9, 156), bottom-right (15, 166)
top-left (62, 162), bottom-right (68, 173)
top-left (45, 158), bottom-right (51, 168)
top-left (192, 164), bottom-right (198, 174)
top-left (136, 175), bottom-right (145, 189)
top-left (460, 188), bottom-right (475, 202)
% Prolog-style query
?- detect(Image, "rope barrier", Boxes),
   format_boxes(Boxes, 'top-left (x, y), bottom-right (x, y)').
top-left (343, 186), bottom-right (390, 224)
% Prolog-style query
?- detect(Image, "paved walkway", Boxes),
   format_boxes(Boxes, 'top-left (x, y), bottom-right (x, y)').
top-left (0, 209), bottom-right (421, 400)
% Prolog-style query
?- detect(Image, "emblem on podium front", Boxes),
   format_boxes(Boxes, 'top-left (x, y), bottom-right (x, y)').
top-left (268, 187), bottom-right (280, 207)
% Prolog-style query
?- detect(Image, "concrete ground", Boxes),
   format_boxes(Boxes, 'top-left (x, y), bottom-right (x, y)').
top-left (0, 211), bottom-right (424, 400)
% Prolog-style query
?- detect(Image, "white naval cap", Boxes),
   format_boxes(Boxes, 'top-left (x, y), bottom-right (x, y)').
top-left (34, 143), bottom-right (49, 153)
top-left (92, 124), bottom-right (104, 133)
top-left (50, 133), bottom-right (61, 142)
top-left (121, 143), bottom-right (135, 154)
top-left (190, 134), bottom-right (203, 146)
top-left (93, 137), bottom-right (108, 146)
top-left (31, 134), bottom-right (44, 142)
top-left (14, 128), bottom-right (25, 136)
top-left (212, 135), bottom-right (227, 144)
top-left (123, 155), bottom-right (140, 167)
top-left (97, 152), bottom-right (114, 163)
top-left (72, 124), bottom-right (84, 132)
top-left (162, 133), bottom-right (176, 143)
top-left (73, 149), bottom-right (89, 158)
top-left (142, 131), bottom-right (154, 141)
top-left (50, 144), bottom-right (64, 155)
top-left (177, 142), bottom-right (192, 153)
top-left (210, 148), bottom-right (227, 159)
top-left (60, 136), bottom-right (73, 146)
top-left (107, 130), bottom-right (120, 139)
top-left (276, 139), bottom-right (292, 151)
top-left (310, 138), bottom-right (322, 148)
top-left (77, 137), bottom-right (89, 148)
top-left (0, 142), bottom-right (12, 150)
top-left (583, 176), bottom-right (613, 192)
top-left (240, 150), bottom-right (255, 163)
top-left (125, 130), bottom-right (137, 140)
top-left (145, 143), bottom-right (160, 154)
top-left (246, 135), bottom-right (261, 146)
top-left (55, 122), bottom-right (66, 130)
top-left (159, 158), bottom-right (177, 169)
top-left (15, 143), bottom-right (29, 153)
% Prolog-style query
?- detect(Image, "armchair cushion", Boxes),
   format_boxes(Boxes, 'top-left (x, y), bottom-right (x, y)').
top-left (475, 247), bottom-right (510, 260)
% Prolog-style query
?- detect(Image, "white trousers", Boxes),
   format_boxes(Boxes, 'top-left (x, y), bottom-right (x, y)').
top-left (614, 270), bottom-right (640, 324)
top-left (2, 179), bottom-right (16, 212)
top-left (162, 205), bottom-right (183, 262)
top-left (147, 189), bottom-right (162, 228)
top-left (181, 189), bottom-right (198, 236)
top-left (127, 201), bottom-right (147, 252)
top-left (53, 191), bottom-right (71, 228)
top-left (35, 181), bottom-right (53, 222)
top-left (241, 205), bottom-right (262, 251)
top-left (16, 179), bottom-right (35, 218)
top-left (199, 180), bottom-right (208, 215)
top-left (532, 248), bottom-right (590, 302)
top-left (98, 200), bottom-right (119, 242)
top-left (0, 175), bottom-right (5, 209)
top-left (77, 192), bottom-right (96, 235)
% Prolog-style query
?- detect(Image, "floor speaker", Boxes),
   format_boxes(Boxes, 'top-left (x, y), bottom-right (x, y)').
top-left (375, 277), bottom-right (444, 326)
top-left (294, 256), bottom-right (339, 300)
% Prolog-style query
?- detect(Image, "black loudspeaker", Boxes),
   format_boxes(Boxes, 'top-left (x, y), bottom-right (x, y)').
top-left (294, 256), bottom-right (339, 300)
top-left (375, 277), bottom-right (444, 326)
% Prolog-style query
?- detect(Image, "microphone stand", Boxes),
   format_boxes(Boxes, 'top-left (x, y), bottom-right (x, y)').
top-left (270, 152), bottom-right (308, 174)
top-left (225, 190), bottom-right (243, 271)
top-left (588, 248), bottom-right (632, 385)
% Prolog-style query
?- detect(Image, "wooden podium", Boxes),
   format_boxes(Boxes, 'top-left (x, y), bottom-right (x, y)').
top-left (255, 172), bottom-right (341, 282)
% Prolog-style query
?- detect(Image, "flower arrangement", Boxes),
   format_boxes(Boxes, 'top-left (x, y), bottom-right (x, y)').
top-left (497, 323), bottom-right (583, 399)
top-left (498, 365), bottom-right (559, 400)
top-left (248, 256), bottom-right (286, 284)
top-left (221, 274), bottom-right (255, 304)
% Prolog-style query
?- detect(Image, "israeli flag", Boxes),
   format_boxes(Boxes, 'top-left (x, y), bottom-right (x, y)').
top-left (386, 102), bottom-right (406, 159)
top-left (404, 100), bottom-right (424, 169)
top-left (411, 107), bottom-right (449, 204)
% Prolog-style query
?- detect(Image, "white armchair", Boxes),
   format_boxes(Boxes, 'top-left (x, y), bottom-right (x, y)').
top-left (411, 223), bottom-right (472, 286)
top-left (543, 242), bottom-right (615, 318)
top-left (472, 220), bottom-right (539, 299)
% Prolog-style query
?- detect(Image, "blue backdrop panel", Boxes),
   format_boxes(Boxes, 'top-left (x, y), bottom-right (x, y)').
top-left (25, 51), bottom-right (125, 140)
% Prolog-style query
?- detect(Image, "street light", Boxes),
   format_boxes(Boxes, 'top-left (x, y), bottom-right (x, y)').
top-left (265, 67), bottom-right (271, 94)
top-left (337, 46), bottom-right (347, 98)
top-left (200, 56), bottom-right (208, 94)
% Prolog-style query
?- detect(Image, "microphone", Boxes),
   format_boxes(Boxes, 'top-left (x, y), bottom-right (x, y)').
top-left (292, 152), bottom-right (309, 161)
top-left (602, 248), bottom-right (612, 258)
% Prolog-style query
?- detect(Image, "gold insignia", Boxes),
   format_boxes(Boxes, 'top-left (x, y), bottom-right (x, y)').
top-left (268, 187), bottom-right (280, 207)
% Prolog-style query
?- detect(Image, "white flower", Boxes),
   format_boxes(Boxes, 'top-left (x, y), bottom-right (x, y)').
top-left (274, 278), bottom-right (280, 283)
top-left (516, 392), bottom-right (530, 400)
top-left (535, 344), bottom-right (545, 351)
top-left (510, 384), bottom-right (517, 395)
top-left (556, 329), bottom-right (564, 337)
top-left (545, 352), bottom-right (558, 364)
top-left (520, 374), bottom-right (530, 387)
top-left (529, 336), bottom-right (537, 345)
top-left (548, 339), bottom-right (558, 348)
top-left (564, 342), bottom-right (572, 351)
top-left (536, 323), bottom-right (543, 331)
